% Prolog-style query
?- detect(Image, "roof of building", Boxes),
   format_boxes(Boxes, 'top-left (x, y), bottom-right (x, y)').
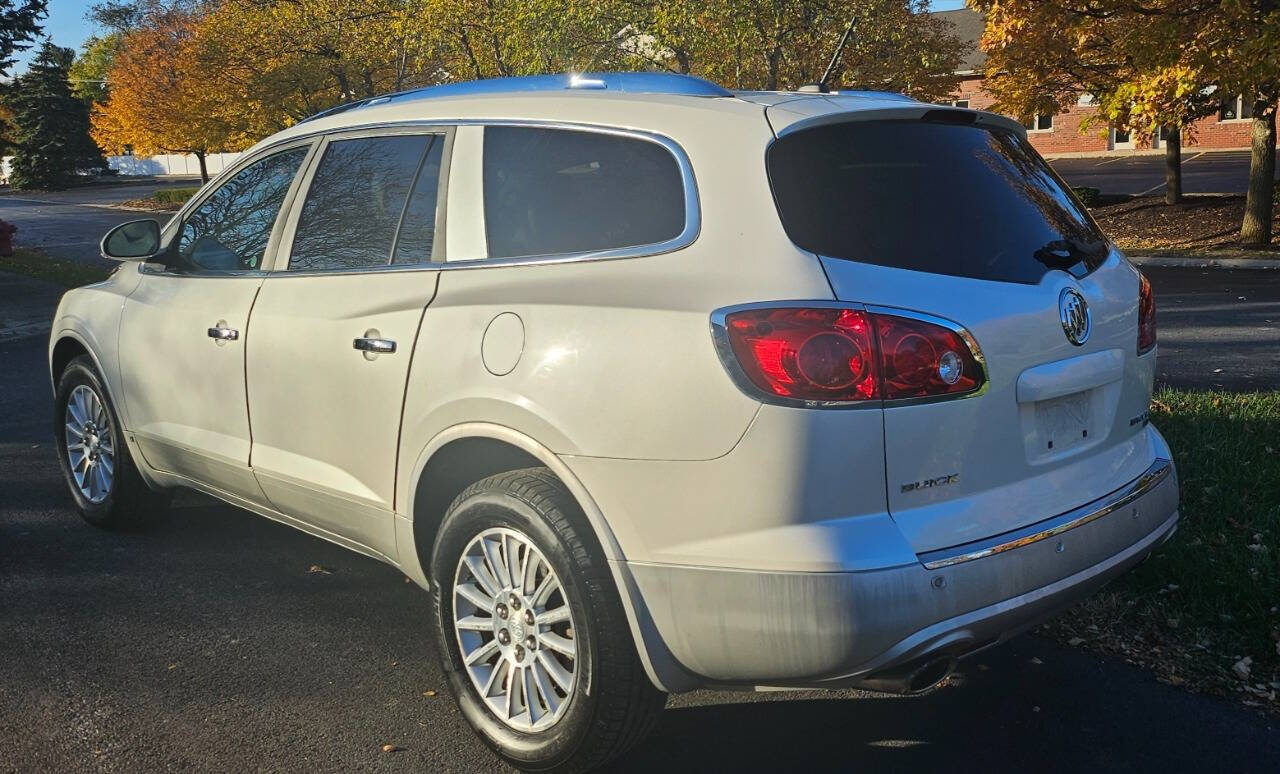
top-left (934, 8), bottom-right (985, 73)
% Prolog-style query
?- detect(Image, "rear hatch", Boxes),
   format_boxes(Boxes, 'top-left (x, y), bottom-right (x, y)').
top-left (766, 108), bottom-right (1157, 554)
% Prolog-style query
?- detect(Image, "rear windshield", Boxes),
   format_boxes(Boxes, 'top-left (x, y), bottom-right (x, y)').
top-left (766, 120), bottom-right (1109, 284)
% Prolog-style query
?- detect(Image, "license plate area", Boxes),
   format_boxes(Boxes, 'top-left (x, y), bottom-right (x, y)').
top-left (1022, 388), bottom-right (1106, 463)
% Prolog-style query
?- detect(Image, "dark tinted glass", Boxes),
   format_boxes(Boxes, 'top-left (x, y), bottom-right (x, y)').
top-left (483, 127), bottom-right (684, 259)
top-left (178, 147), bottom-right (307, 271)
top-left (767, 121), bottom-right (1108, 284)
top-left (290, 135), bottom-right (432, 271)
top-left (392, 137), bottom-right (444, 265)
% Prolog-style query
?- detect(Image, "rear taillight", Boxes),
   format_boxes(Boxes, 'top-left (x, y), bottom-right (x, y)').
top-left (718, 305), bottom-right (984, 405)
top-left (1137, 272), bottom-right (1156, 354)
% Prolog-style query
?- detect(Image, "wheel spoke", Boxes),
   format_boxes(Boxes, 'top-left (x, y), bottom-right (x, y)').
top-left (538, 605), bottom-right (571, 626)
top-left (99, 454), bottom-right (114, 478)
top-left (455, 581), bottom-right (494, 611)
top-left (482, 537), bottom-right (511, 589)
top-left (464, 555), bottom-right (502, 599)
top-left (532, 572), bottom-right (558, 607)
top-left (537, 650), bottom-right (573, 692)
top-left (481, 659), bottom-right (504, 696)
top-left (539, 631), bottom-right (575, 659)
top-left (506, 535), bottom-right (522, 592)
top-left (521, 551), bottom-right (539, 596)
top-left (531, 660), bottom-right (558, 715)
top-left (464, 637), bottom-right (500, 666)
top-left (504, 661), bottom-right (518, 719)
top-left (455, 614), bottom-right (492, 631)
top-left (65, 423), bottom-right (84, 441)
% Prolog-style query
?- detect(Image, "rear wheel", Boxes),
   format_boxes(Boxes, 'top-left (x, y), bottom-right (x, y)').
top-left (429, 467), bottom-right (665, 772)
top-left (54, 355), bottom-right (169, 529)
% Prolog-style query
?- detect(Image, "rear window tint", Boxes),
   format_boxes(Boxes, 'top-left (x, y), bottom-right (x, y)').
top-left (483, 127), bottom-right (685, 259)
top-left (767, 121), bottom-right (1108, 284)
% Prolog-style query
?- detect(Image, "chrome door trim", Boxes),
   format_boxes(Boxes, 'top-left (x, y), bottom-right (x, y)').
top-left (917, 458), bottom-right (1174, 570)
top-left (199, 118), bottom-right (699, 278)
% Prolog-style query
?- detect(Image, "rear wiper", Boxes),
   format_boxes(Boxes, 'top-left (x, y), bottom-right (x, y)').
top-left (1034, 237), bottom-right (1104, 276)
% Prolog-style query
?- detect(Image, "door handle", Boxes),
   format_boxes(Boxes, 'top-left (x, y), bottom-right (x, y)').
top-left (353, 337), bottom-right (396, 354)
top-left (207, 326), bottom-right (239, 341)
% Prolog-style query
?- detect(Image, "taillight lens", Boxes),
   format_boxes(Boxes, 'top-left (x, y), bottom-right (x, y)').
top-left (720, 306), bottom-right (984, 404)
top-left (1137, 272), bottom-right (1156, 353)
top-left (875, 313), bottom-right (983, 399)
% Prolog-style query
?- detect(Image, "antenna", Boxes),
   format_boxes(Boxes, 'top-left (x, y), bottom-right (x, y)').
top-left (819, 16), bottom-right (857, 92)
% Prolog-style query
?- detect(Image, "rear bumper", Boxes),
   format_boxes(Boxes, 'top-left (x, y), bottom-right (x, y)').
top-left (623, 457), bottom-right (1178, 689)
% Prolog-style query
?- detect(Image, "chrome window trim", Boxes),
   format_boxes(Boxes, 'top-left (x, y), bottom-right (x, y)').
top-left (186, 119), bottom-right (700, 278)
top-left (141, 138), bottom-right (320, 278)
top-left (276, 125), bottom-right (455, 274)
top-left (709, 301), bottom-right (987, 410)
top-left (917, 457), bottom-right (1174, 570)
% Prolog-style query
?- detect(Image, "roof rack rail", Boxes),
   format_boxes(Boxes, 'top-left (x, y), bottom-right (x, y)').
top-left (298, 72), bottom-right (733, 124)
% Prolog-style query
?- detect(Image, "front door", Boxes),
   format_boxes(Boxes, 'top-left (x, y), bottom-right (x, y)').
top-left (246, 131), bottom-right (447, 557)
top-left (119, 144), bottom-right (312, 500)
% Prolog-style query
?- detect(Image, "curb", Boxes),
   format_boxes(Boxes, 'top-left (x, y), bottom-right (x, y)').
top-left (1127, 254), bottom-right (1280, 270)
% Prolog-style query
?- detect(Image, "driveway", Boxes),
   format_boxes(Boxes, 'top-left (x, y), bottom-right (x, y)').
top-left (0, 179), bottom-right (198, 265)
top-left (1, 328), bottom-right (1277, 772)
top-left (1051, 150), bottom-right (1277, 196)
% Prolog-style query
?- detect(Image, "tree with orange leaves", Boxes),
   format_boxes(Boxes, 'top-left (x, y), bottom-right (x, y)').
top-left (91, 8), bottom-right (247, 182)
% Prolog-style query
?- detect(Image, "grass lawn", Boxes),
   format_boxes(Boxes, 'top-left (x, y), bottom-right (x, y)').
top-left (0, 247), bottom-right (111, 288)
top-left (1044, 388), bottom-right (1280, 712)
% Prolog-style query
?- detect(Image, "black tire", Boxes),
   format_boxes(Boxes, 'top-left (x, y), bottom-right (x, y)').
top-left (429, 467), bottom-right (666, 773)
top-left (54, 355), bottom-right (170, 529)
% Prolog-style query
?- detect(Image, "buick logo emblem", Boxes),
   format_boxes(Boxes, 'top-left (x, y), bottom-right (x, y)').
top-left (1059, 288), bottom-right (1091, 346)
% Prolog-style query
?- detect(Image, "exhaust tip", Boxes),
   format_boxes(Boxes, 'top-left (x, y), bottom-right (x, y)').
top-left (905, 657), bottom-right (957, 694)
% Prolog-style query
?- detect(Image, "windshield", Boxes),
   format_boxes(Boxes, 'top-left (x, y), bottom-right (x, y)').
top-left (766, 120), bottom-right (1109, 284)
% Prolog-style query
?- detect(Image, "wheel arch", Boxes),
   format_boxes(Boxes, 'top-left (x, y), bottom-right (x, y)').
top-left (401, 422), bottom-right (697, 693)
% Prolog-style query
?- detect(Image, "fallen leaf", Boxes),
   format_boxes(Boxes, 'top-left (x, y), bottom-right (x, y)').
top-left (1232, 656), bottom-right (1252, 680)
top-left (1032, 705), bottom-right (1041, 713)
top-left (1030, 657), bottom-right (1043, 665)
top-left (1067, 637), bottom-right (1085, 646)
top-left (382, 744), bottom-right (405, 753)
top-left (308, 565), bottom-right (333, 575)
top-left (423, 689), bottom-right (437, 697)
top-left (1212, 368), bottom-right (1224, 374)
top-left (167, 663), bottom-right (178, 670)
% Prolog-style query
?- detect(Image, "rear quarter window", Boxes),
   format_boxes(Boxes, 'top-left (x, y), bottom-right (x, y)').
top-left (766, 120), bottom-right (1109, 284)
top-left (482, 126), bottom-right (685, 259)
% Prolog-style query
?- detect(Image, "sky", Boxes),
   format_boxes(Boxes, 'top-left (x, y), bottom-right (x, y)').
top-left (8, 0), bottom-right (972, 74)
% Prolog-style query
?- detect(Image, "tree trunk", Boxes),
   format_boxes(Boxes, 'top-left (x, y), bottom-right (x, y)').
top-left (1163, 126), bottom-right (1182, 205)
top-left (1240, 104), bottom-right (1277, 247)
top-left (195, 150), bottom-right (209, 184)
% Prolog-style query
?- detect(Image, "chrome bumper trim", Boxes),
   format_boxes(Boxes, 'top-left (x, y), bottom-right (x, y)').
top-left (918, 458), bottom-right (1174, 571)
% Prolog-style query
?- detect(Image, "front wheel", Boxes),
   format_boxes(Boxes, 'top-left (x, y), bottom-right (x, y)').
top-left (429, 468), bottom-right (665, 772)
top-left (54, 355), bottom-right (169, 529)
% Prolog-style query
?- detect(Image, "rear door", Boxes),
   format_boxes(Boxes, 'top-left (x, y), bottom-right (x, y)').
top-left (246, 129), bottom-right (448, 557)
top-left (767, 116), bottom-right (1157, 553)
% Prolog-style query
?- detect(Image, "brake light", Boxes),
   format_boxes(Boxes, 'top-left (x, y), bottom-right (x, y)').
top-left (719, 306), bottom-right (984, 404)
top-left (1137, 272), bottom-right (1156, 354)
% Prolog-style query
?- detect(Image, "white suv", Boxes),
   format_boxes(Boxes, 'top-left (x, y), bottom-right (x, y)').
top-left (52, 73), bottom-right (1177, 772)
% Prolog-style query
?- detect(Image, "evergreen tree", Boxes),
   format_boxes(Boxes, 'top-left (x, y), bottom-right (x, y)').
top-left (7, 41), bottom-right (108, 190)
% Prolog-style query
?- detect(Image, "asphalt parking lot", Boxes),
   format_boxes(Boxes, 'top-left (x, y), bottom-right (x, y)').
top-left (1052, 150), bottom-right (1276, 196)
top-left (2, 327), bottom-right (1278, 772)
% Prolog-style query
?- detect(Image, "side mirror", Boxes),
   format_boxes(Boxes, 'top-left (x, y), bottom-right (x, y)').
top-left (101, 219), bottom-right (162, 261)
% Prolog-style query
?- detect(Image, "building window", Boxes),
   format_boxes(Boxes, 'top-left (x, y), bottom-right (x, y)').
top-left (1022, 114), bottom-right (1053, 132)
top-left (949, 99), bottom-right (969, 109)
top-left (1218, 96), bottom-right (1254, 122)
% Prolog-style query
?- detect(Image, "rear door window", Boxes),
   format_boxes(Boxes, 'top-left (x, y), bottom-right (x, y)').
top-left (290, 134), bottom-right (443, 271)
top-left (766, 120), bottom-right (1109, 284)
top-left (482, 126), bottom-right (685, 259)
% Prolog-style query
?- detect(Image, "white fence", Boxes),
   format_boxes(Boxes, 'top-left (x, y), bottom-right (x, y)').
top-left (0, 151), bottom-right (243, 183)
top-left (108, 152), bottom-right (243, 177)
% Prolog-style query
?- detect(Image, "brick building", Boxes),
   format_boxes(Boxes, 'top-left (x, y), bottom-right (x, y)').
top-left (936, 8), bottom-right (1276, 156)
